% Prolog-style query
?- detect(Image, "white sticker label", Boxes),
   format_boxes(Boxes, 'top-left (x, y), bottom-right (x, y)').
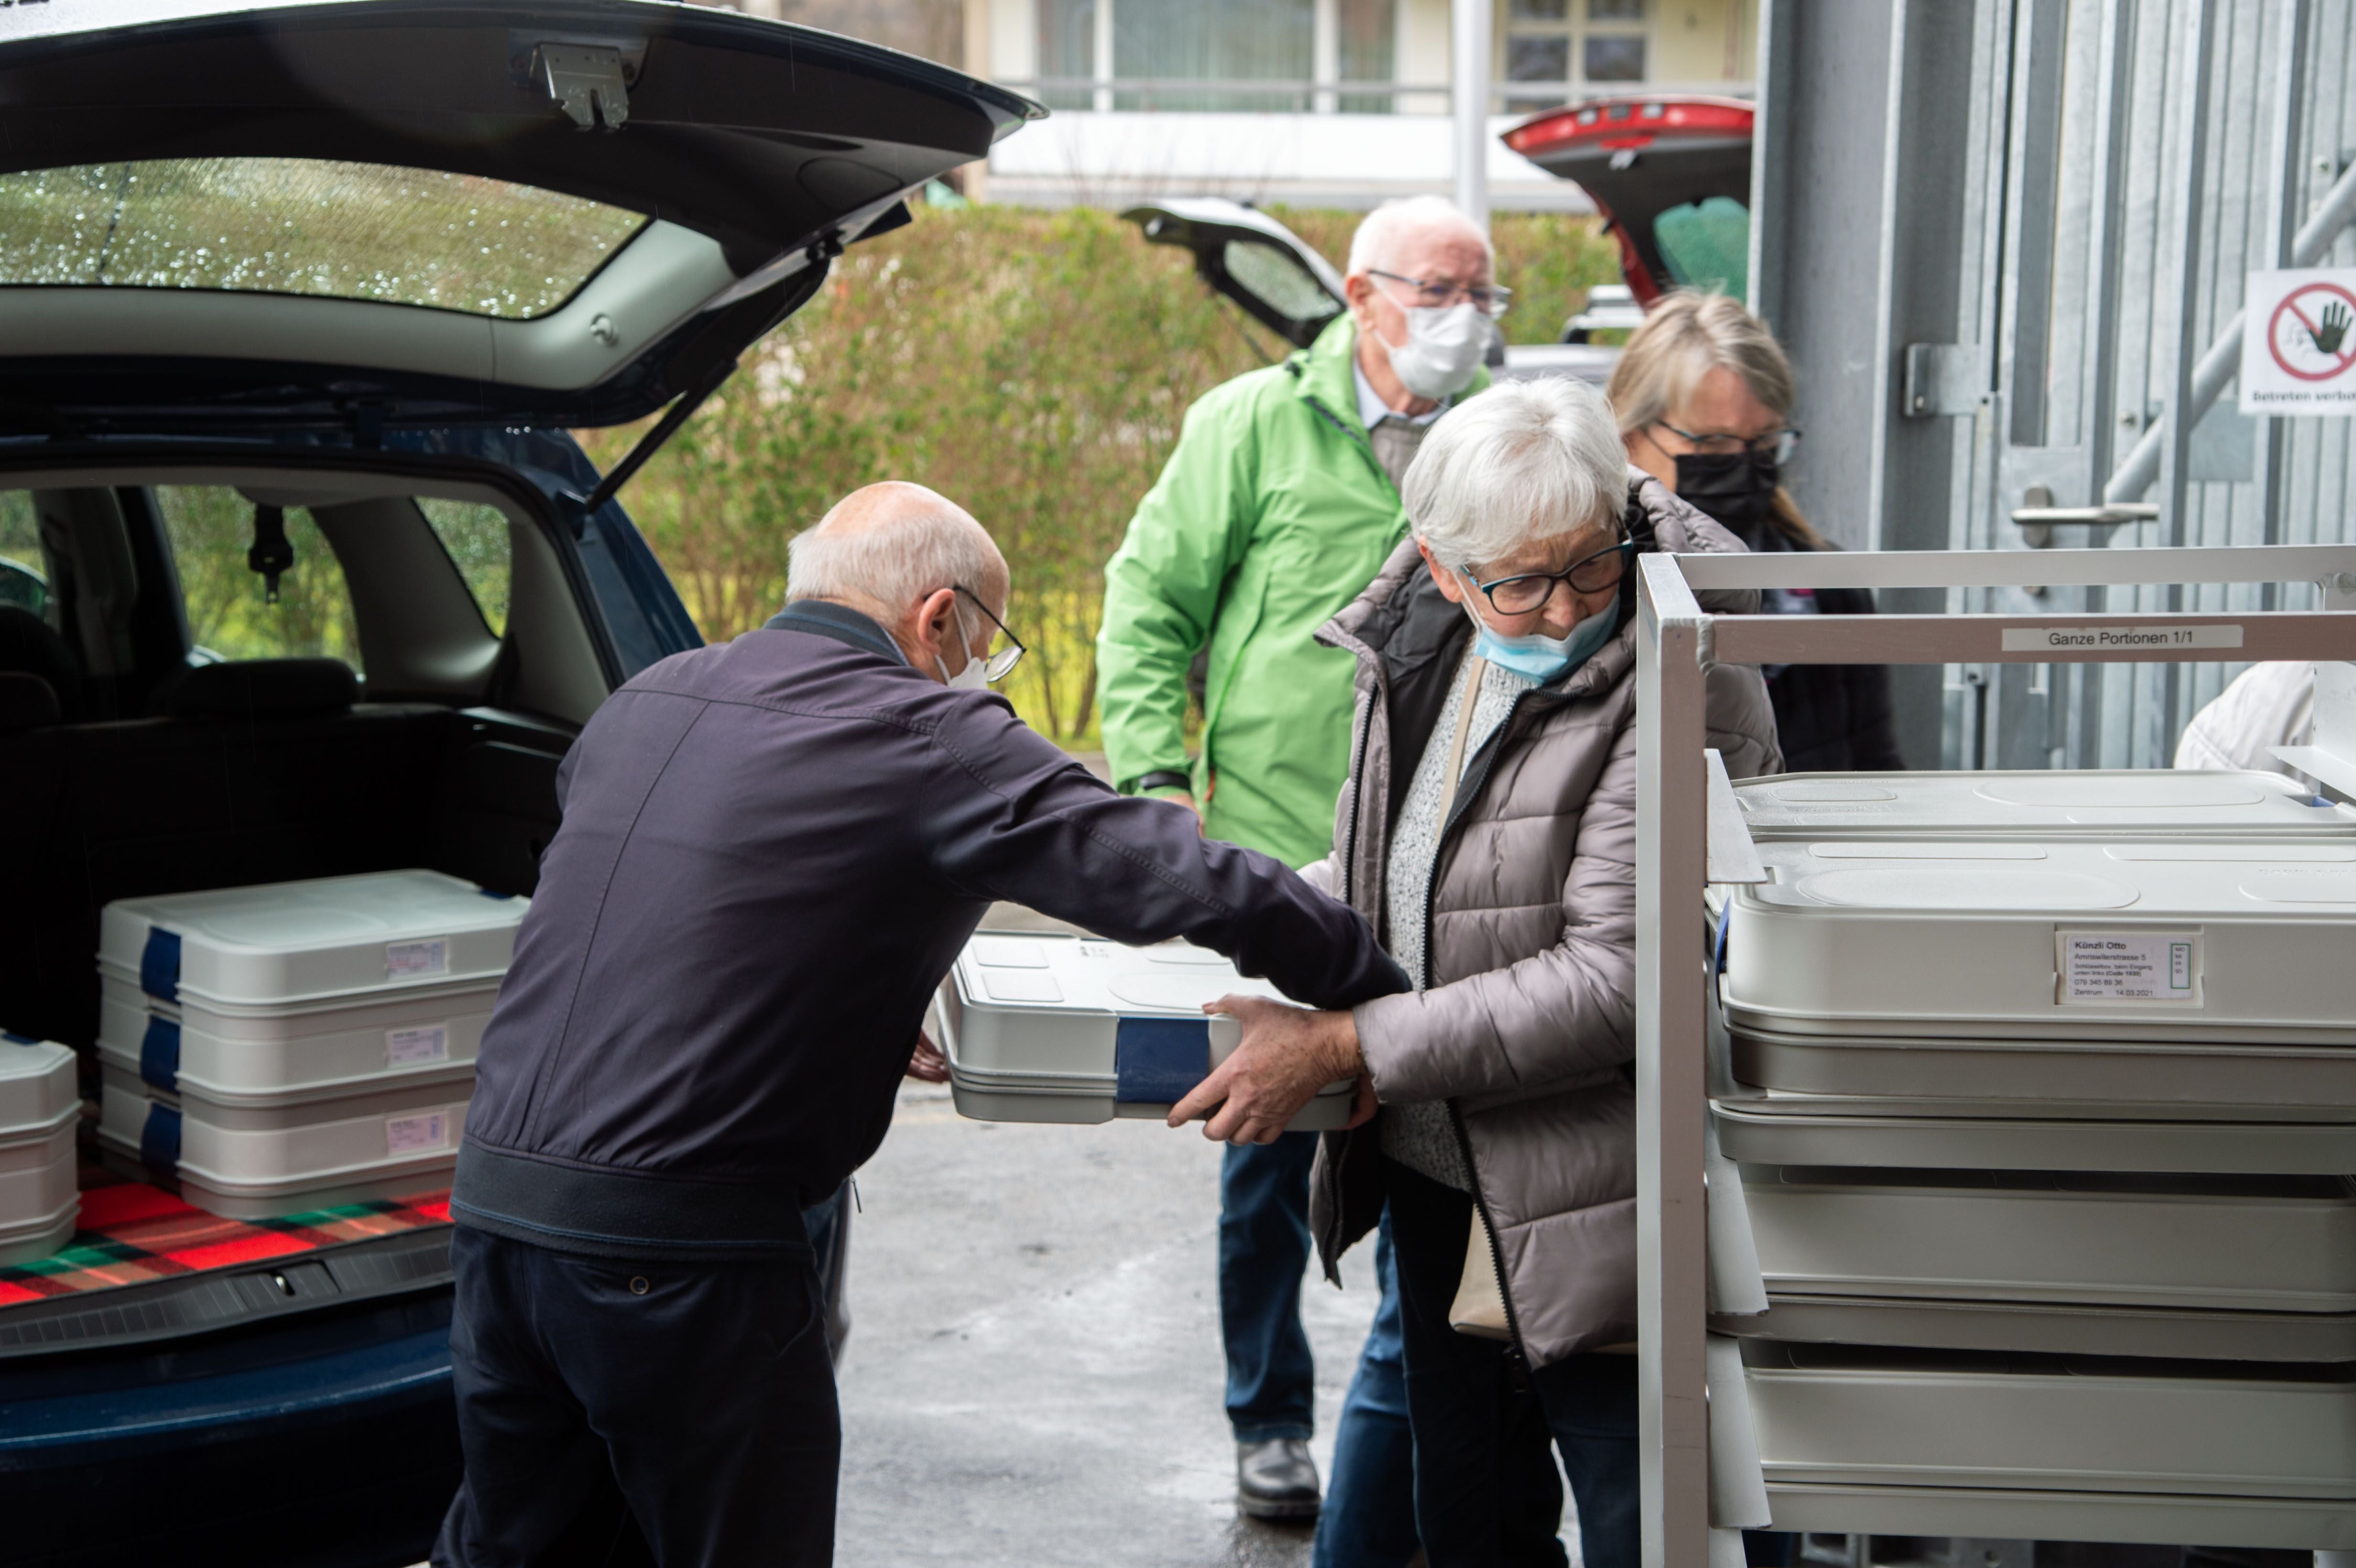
top-left (2002, 625), bottom-right (2244, 653)
top-left (387, 1024), bottom-right (448, 1067)
top-left (2059, 931), bottom-right (2200, 1003)
top-left (387, 1111), bottom-right (449, 1154)
top-left (386, 939), bottom-right (448, 979)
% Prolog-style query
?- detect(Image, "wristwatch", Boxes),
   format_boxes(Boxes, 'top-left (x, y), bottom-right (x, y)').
top-left (1133, 769), bottom-right (1192, 795)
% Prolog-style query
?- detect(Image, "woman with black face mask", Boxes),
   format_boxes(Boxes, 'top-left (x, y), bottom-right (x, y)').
top-left (1606, 291), bottom-right (1904, 773)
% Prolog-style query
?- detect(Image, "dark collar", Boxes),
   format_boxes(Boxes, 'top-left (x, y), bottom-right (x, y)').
top-left (764, 600), bottom-right (909, 666)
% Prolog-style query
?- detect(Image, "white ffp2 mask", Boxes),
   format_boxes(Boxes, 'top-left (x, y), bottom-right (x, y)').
top-left (1380, 302), bottom-right (1489, 401)
top-left (933, 602), bottom-right (993, 690)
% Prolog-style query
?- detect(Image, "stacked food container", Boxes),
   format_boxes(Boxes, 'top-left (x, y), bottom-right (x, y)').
top-left (0, 1034), bottom-right (81, 1263)
top-left (1712, 770), bottom-right (2356, 1538)
top-left (938, 932), bottom-right (1356, 1129)
top-left (94, 871), bottom-right (526, 1219)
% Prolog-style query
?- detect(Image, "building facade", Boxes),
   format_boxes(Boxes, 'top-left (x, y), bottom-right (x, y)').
top-left (968, 0), bottom-right (1757, 209)
top-left (712, 0), bottom-right (1757, 209)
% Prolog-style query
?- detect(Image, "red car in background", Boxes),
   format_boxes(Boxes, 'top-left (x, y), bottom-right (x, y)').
top-left (1503, 94), bottom-right (1756, 311)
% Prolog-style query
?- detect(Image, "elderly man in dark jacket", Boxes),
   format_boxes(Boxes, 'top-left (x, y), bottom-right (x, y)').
top-left (435, 481), bottom-right (1405, 1568)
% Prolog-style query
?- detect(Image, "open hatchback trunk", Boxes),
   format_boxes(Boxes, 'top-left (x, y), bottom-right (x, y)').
top-left (1501, 95), bottom-right (1754, 306)
top-left (0, 0), bottom-right (1039, 439)
top-left (0, 9), bottom-right (1040, 1563)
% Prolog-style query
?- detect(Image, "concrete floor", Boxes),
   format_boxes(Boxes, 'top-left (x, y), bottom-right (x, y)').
top-left (830, 1074), bottom-right (1381, 1568)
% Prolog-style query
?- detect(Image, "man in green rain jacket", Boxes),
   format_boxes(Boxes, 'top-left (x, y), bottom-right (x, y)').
top-left (1095, 196), bottom-right (1500, 1553)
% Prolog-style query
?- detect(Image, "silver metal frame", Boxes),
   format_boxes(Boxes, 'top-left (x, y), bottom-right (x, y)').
top-left (1635, 542), bottom-right (2356, 1568)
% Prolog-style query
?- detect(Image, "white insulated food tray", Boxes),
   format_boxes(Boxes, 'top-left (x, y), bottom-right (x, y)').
top-left (1723, 838), bottom-right (2356, 1042)
top-left (938, 933), bottom-right (1356, 1129)
top-left (1734, 769), bottom-right (2356, 839)
top-left (1741, 1340), bottom-right (2356, 1500)
top-left (1743, 1166), bottom-right (2356, 1312)
top-left (100, 1072), bottom-right (467, 1221)
top-left (98, 972), bottom-right (494, 1099)
top-left (1713, 1099), bottom-right (2356, 1172)
top-left (0, 1036), bottom-right (81, 1265)
top-left (101, 871), bottom-right (526, 1009)
top-left (1729, 1023), bottom-right (2356, 1108)
top-left (1720, 1295), bottom-right (2356, 1363)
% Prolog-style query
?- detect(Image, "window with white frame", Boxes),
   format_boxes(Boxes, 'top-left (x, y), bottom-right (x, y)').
top-left (1502, 0), bottom-right (1648, 110)
top-left (1031, 0), bottom-right (1398, 113)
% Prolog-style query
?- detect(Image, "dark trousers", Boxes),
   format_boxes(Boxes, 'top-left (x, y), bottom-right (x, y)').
top-left (1219, 1130), bottom-right (1320, 1440)
top-left (1385, 1159), bottom-right (1640, 1568)
top-left (1313, 1207), bottom-right (1422, 1568)
top-left (434, 1227), bottom-right (840, 1568)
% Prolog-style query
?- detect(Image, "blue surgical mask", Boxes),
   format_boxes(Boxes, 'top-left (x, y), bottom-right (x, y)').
top-left (1460, 582), bottom-right (1621, 684)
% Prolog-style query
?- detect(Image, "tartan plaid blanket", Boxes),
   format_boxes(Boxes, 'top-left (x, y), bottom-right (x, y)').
top-left (0, 1171), bottom-right (451, 1305)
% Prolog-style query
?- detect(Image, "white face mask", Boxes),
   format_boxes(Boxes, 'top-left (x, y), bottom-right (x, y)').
top-left (933, 601), bottom-right (992, 690)
top-left (1379, 300), bottom-right (1489, 401)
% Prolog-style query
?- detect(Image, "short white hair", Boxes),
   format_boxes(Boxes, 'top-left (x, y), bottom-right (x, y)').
top-left (1346, 195), bottom-right (1492, 277)
top-left (785, 497), bottom-right (1002, 614)
top-left (1402, 379), bottom-right (1628, 570)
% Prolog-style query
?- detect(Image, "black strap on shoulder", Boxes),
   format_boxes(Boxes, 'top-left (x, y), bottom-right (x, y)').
top-left (1615, 477), bottom-right (1658, 624)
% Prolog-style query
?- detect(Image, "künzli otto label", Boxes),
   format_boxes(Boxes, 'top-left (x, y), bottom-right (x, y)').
top-left (2058, 931), bottom-right (2200, 1003)
top-left (386, 1024), bottom-right (448, 1067)
top-left (386, 938), bottom-right (448, 979)
top-left (387, 1110), bottom-right (449, 1154)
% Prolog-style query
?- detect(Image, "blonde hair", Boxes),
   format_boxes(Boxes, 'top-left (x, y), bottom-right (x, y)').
top-left (1606, 291), bottom-right (1822, 548)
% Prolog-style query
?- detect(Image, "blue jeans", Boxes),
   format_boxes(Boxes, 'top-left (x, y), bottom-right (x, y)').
top-left (1313, 1209), bottom-right (1421, 1568)
top-left (1219, 1132), bottom-right (1320, 1440)
top-left (1385, 1158), bottom-right (1639, 1568)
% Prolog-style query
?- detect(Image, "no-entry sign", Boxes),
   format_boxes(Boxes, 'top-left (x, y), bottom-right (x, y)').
top-left (2242, 267), bottom-right (2356, 414)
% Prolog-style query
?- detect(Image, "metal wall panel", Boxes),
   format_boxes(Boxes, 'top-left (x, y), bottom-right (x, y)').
top-left (1754, 0), bottom-right (2356, 773)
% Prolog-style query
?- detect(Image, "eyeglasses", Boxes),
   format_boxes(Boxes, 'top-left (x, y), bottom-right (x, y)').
top-left (1367, 268), bottom-right (1513, 319)
top-left (1464, 538), bottom-right (1635, 616)
top-left (952, 585), bottom-right (1026, 683)
top-left (1649, 421), bottom-right (1802, 467)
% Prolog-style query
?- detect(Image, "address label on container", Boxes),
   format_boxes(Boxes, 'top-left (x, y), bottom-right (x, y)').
top-left (2002, 625), bottom-right (2243, 653)
top-left (2057, 931), bottom-right (2201, 1003)
top-left (387, 1111), bottom-right (449, 1154)
top-left (386, 939), bottom-right (448, 979)
top-left (386, 1024), bottom-right (448, 1067)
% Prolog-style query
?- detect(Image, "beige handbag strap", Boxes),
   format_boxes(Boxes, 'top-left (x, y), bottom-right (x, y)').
top-left (1436, 655), bottom-right (1487, 823)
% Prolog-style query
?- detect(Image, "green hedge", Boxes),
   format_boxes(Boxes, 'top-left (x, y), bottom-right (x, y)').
top-left (578, 202), bottom-right (1616, 744)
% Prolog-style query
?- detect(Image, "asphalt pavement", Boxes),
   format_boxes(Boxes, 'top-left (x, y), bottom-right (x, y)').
top-left (830, 1072), bottom-right (1381, 1568)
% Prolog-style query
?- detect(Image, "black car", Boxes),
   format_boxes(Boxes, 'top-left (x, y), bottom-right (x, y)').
top-left (0, 5), bottom-right (1036, 1563)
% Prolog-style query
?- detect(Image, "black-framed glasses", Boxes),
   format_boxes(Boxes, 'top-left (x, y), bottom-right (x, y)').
top-left (952, 584), bottom-right (1026, 683)
top-left (1366, 268), bottom-right (1513, 319)
top-left (1650, 420), bottom-right (1802, 467)
top-left (1465, 539), bottom-right (1636, 616)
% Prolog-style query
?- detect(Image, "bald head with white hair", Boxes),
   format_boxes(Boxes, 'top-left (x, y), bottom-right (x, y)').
top-left (785, 481), bottom-right (1011, 685)
top-left (1343, 196), bottom-right (1494, 419)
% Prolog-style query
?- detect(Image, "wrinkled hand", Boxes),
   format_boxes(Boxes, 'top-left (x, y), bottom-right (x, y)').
top-left (1167, 995), bottom-right (1375, 1146)
top-left (906, 1031), bottom-right (950, 1084)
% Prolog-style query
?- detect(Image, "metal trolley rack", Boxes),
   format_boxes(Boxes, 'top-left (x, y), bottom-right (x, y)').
top-left (1635, 544), bottom-right (2356, 1568)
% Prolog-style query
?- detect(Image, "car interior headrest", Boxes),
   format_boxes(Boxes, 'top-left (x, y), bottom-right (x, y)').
top-left (0, 671), bottom-right (60, 734)
top-left (152, 658), bottom-right (358, 719)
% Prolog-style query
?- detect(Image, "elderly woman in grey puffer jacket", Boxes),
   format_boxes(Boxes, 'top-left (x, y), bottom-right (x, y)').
top-left (1173, 377), bottom-right (1778, 1568)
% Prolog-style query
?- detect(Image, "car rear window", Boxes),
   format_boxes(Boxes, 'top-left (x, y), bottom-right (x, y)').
top-left (156, 487), bottom-right (361, 672)
top-left (0, 491), bottom-right (46, 623)
top-left (0, 158), bottom-right (647, 319)
top-left (419, 499), bottom-right (512, 638)
top-left (1653, 196), bottom-right (1749, 300)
